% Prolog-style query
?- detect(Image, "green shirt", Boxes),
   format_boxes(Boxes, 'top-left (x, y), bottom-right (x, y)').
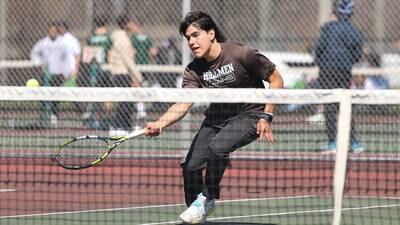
top-left (130, 33), bottom-right (153, 65)
top-left (87, 33), bottom-right (112, 64)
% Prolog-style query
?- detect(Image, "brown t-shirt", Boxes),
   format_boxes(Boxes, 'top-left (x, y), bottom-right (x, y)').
top-left (183, 42), bottom-right (276, 119)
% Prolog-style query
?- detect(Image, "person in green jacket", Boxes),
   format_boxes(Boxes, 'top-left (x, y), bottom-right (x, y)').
top-left (82, 16), bottom-right (113, 129)
top-left (127, 19), bottom-right (157, 65)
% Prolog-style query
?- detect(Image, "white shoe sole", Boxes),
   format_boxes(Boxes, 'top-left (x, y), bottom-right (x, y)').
top-left (179, 205), bottom-right (214, 224)
top-left (179, 214), bottom-right (205, 224)
top-left (179, 207), bottom-right (206, 224)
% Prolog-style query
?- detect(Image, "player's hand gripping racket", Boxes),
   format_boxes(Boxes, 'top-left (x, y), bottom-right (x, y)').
top-left (54, 128), bottom-right (145, 170)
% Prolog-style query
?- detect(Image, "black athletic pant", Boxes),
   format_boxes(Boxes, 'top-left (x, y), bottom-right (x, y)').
top-left (319, 68), bottom-right (357, 143)
top-left (181, 113), bottom-right (259, 206)
top-left (43, 74), bottom-right (65, 116)
top-left (111, 74), bottom-right (134, 130)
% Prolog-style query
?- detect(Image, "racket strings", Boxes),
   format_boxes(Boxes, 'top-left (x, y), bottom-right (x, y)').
top-left (56, 138), bottom-right (109, 167)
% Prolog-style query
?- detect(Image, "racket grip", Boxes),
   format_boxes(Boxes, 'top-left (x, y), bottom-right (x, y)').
top-left (126, 128), bottom-right (145, 139)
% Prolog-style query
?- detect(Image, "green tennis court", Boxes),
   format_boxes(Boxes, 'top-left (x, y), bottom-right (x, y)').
top-left (2, 191), bottom-right (399, 225)
top-left (1, 98), bottom-right (400, 225)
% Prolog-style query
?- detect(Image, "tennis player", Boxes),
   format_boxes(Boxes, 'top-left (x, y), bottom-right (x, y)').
top-left (145, 11), bottom-right (284, 224)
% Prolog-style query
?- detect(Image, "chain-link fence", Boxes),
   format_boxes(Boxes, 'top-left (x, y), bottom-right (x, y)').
top-left (0, 0), bottom-right (400, 87)
top-left (1, 2), bottom-right (400, 224)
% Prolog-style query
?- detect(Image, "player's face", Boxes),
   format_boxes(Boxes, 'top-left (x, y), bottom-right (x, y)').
top-left (127, 21), bottom-right (139, 33)
top-left (185, 25), bottom-right (214, 59)
top-left (48, 26), bottom-right (58, 41)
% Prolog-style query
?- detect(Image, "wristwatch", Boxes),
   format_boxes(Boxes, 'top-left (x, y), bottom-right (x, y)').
top-left (260, 112), bottom-right (273, 123)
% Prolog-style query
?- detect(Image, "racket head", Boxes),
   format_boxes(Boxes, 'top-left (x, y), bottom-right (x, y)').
top-left (55, 135), bottom-right (111, 170)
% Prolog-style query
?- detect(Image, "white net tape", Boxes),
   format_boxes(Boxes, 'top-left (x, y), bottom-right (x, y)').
top-left (2, 87), bottom-right (400, 105)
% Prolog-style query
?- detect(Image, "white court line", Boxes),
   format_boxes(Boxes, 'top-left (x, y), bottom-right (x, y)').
top-left (0, 195), bottom-right (315, 219)
top-left (347, 195), bottom-right (400, 200)
top-left (140, 203), bottom-right (400, 225)
top-left (139, 208), bottom-right (336, 225)
top-left (0, 203), bottom-right (185, 219)
top-left (4, 194), bottom-right (399, 224)
top-left (0, 189), bottom-right (16, 192)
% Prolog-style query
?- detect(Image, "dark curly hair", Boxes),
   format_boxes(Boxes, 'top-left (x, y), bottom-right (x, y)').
top-left (179, 11), bottom-right (226, 42)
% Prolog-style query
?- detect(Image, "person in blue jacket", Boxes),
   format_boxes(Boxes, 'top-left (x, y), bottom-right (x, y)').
top-left (314, 0), bottom-right (364, 152)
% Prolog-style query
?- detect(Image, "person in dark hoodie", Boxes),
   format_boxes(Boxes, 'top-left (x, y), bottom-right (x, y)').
top-left (314, 0), bottom-right (364, 153)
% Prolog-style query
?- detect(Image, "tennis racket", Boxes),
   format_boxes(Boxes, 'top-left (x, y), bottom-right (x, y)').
top-left (54, 128), bottom-right (145, 170)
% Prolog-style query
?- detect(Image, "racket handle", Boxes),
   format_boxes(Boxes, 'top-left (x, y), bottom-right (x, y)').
top-left (126, 128), bottom-right (145, 139)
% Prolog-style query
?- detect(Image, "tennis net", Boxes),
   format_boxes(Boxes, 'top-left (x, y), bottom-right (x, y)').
top-left (0, 87), bottom-right (399, 225)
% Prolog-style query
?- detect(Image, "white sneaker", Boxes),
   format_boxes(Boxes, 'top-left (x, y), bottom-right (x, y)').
top-left (51, 114), bottom-right (58, 126)
top-left (81, 112), bottom-right (91, 120)
top-left (136, 102), bottom-right (147, 119)
top-left (351, 141), bottom-right (364, 153)
top-left (306, 113), bottom-right (325, 124)
top-left (179, 193), bottom-right (213, 224)
top-left (321, 141), bottom-right (337, 154)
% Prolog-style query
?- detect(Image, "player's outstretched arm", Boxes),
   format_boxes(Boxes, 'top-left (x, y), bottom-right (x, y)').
top-left (145, 102), bottom-right (193, 137)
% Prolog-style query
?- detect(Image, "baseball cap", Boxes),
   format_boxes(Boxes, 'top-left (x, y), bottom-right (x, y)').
top-left (336, 0), bottom-right (354, 15)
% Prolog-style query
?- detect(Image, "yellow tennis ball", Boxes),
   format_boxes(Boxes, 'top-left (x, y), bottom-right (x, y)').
top-left (26, 78), bottom-right (40, 88)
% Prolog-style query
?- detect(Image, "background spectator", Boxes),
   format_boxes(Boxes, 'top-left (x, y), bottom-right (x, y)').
top-left (30, 22), bottom-right (70, 128)
top-left (127, 19), bottom-right (157, 65)
top-left (80, 16), bottom-right (113, 129)
top-left (56, 20), bottom-right (81, 85)
top-left (108, 15), bottom-right (144, 136)
top-left (314, 0), bottom-right (364, 153)
top-left (156, 36), bottom-right (182, 88)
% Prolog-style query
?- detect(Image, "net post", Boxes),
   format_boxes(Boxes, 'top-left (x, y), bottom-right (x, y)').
top-left (332, 89), bottom-right (352, 225)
